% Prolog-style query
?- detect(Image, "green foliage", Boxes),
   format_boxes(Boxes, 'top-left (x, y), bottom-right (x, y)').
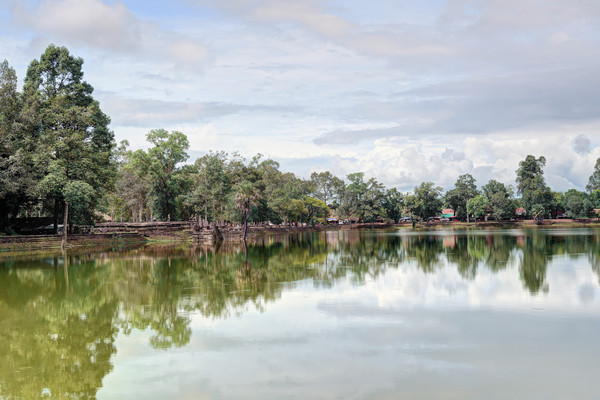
top-left (586, 158), bottom-right (600, 193)
top-left (186, 150), bottom-right (231, 223)
top-left (0, 59), bottom-right (37, 227)
top-left (234, 181), bottom-right (259, 222)
top-left (21, 45), bottom-right (115, 231)
top-left (310, 171), bottom-right (345, 206)
top-left (590, 190), bottom-right (600, 208)
top-left (63, 180), bottom-right (96, 223)
top-left (467, 195), bottom-right (488, 221)
top-left (140, 129), bottom-right (189, 220)
top-left (410, 181), bottom-right (443, 220)
top-left (482, 180), bottom-right (515, 222)
top-left (515, 155), bottom-right (553, 219)
top-left (337, 172), bottom-right (385, 222)
top-left (382, 188), bottom-right (404, 222)
top-left (452, 174), bottom-right (479, 221)
top-left (303, 196), bottom-right (330, 224)
top-left (530, 204), bottom-right (546, 224)
top-left (562, 189), bottom-right (593, 219)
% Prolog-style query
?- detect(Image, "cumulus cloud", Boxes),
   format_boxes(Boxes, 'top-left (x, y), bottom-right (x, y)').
top-left (573, 135), bottom-right (591, 154)
top-left (303, 130), bottom-right (600, 192)
top-left (13, 0), bottom-right (140, 51)
top-left (11, 0), bottom-right (209, 66)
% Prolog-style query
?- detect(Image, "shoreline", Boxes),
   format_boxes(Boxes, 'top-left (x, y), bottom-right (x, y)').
top-left (1, 219), bottom-right (600, 254)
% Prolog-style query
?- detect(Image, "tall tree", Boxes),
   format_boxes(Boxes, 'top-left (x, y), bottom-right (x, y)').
top-left (310, 171), bottom-right (345, 207)
top-left (23, 45), bottom-right (114, 246)
top-left (187, 151), bottom-right (230, 223)
top-left (0, 60), bottom-right (25, 230)
top-left (586, 158), bottom-right (600, 193)
top-left (234, 181), bottom-right (259, 241)
top-left (338, 173), bottom-right (369, 221)
top-left (515, 155), bottom-right (552, 222)
top-left (136, 129), bottom-right (189, 221)
top-left (453, 173), bottom-right (479, 222)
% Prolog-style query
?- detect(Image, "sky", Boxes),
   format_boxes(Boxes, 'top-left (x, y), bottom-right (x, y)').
top-left (1, 0), bottom-right (600, 192)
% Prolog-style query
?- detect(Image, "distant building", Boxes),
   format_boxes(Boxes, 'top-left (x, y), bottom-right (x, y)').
top-left (441, 208), bottom-right (456, 220)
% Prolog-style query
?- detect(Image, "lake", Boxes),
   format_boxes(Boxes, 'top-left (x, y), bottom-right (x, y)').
top-left (1, 228), bottom-right (599, 399)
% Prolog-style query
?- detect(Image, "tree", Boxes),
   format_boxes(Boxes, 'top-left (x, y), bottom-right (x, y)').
top-left (453, 174), bottom-right (479, 222)
top-left (586, 158), bottom-right (600, 193)
top-left (411, 182), bottom-right (443, 221)
top-left (382, 188), bottom-right (404, 222)
top-left (268, 173), bottom-right (309, 224)
top-left (590, 190), bottom-right (600, 208)
top-left (310, 171), bottom-right (345, 207)
top-left (467, 195), bottom-right (488, 225)
top-left (444, 189), bottom-right (463, 220)
top-left (0, 59), bottom-right (25, 231)
top-left (137, 129), bottom-right (189, 220)
top-left (562, 189), bottom-right (593, 220)
top-left (337, 172), bottom-right (366, 220)
top-left (187, 151), bottom-right (231, 224)
top-left (116, 167), bottom-right (151, 222)
top-left (303, 196), bottom-right (330, 225)
top-left (337, 172), bottom-right (385, 222)
top-left (234, 181), bottom-right (259, 241)
top-left (515, 155), bottom-right (553, 221)
top-left (23, 45), bottom-right (115, 246)
top-left (482, 180), bottom-right (515, 223)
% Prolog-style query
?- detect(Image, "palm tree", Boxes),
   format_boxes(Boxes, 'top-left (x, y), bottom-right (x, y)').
top-left (234, 181), bottom-right (259, 242)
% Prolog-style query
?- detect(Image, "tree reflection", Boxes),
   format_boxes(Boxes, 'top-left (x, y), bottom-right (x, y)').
top-left (519, 234), bottom-right (550, 294)
top-left (0, 256), bottom-right (118, 399)
top-left (2, 228), bottom-right (600, 398)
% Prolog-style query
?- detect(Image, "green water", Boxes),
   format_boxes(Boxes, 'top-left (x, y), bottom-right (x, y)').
top-left (1, 228), bottom-right (599, 399)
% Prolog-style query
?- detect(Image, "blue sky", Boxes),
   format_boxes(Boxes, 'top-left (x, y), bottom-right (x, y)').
top-left (1, 0), bottom-right (600, 191)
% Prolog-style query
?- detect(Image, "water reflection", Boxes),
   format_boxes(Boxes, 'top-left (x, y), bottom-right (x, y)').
top-left (1, 228), bottom-right (600, 399)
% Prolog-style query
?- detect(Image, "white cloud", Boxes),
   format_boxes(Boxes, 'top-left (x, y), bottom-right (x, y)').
top-left (12, 0), bottom-right (210, 66)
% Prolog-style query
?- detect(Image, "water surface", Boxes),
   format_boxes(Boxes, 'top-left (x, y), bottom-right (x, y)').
top-left (1, 228), bottom-right (599, 399)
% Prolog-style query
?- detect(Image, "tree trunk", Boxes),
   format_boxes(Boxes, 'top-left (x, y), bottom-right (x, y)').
top-left (62, 201), bottom-right (68, 249)
top-left (53, 199), bottom-right (59, 234)
top-left (243, 214), bottom-right (248, 242)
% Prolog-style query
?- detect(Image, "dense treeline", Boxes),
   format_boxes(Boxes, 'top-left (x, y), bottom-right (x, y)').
top-left (2, 46), bottom-right (600, 234)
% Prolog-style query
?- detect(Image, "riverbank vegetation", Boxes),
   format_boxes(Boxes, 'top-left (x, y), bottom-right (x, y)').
top-left (2, 46), bottom-right (600, 238)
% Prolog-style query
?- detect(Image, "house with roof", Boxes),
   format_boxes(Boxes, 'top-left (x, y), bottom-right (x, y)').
top-left (441, 208), bottom-right (456, 221)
